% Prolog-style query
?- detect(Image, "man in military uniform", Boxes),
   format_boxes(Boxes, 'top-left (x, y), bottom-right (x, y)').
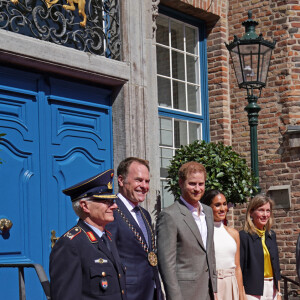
top-left (49, 169), bottom-right (127, 300)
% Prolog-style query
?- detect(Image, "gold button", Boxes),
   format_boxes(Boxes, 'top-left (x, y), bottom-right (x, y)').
top-left (102, 272), bottom-right (106, 276)
top-left (118, 274), bottom-right (121, 278)
top-left (122, 290), bottom-right (124, 294)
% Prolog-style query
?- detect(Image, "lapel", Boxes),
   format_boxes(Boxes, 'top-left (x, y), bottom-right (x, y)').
top-left (264, 230), bottom-right (273, 249)
top-left (250, 232), bottom-right (260, 242)
top-left (140, 206), bottom-right (153, 251)
top-left (177, 200), bottom-right (206, 251)
top-left (116, 197), bottom-right (149, 246)
top-left (77, 219), bottom-right (116, 264)
top-left (105, 230), bottom-right (123, 270)
top-left (202, 204), bottom-right (213, 250)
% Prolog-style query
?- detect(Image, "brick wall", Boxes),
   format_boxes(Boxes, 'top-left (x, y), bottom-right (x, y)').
top-left (227, 0), bottom-right (300, 284)
top-left (161, 0), bottom-right (300, 286)
top-left (206, 3), bottom-right (231, 145)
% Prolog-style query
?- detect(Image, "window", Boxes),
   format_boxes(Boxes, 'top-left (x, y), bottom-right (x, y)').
top-left (156, 7), bottom-right (209, 208)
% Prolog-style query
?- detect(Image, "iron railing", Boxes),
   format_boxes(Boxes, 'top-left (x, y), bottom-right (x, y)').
top-left (0, 263), bottom-right (50, 300)
top-left (282, 275), bottom-right (300, 300)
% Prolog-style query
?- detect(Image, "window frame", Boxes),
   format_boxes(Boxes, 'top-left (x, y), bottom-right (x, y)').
top-left (157, 6), bottom-right (210, 207)
top-left (157, 5), bottom-right (210, 141)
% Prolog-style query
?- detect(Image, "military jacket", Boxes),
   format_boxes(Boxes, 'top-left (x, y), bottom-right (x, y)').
top-left (50, 219), bottom-right (127, 300)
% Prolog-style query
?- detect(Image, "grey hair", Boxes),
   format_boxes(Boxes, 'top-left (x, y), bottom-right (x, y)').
top-left (72, 196), bottom-right (95, 218)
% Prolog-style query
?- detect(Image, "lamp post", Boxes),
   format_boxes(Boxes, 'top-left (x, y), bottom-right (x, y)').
top-left (225, 10), bottom-right (276, 193)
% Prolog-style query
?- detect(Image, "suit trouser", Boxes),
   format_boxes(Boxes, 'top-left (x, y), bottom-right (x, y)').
top-left (246, 279), bottom-right (277, 300)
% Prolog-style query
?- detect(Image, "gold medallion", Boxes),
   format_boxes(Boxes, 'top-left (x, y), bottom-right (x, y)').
top-left (148, 252), bottom-right (158, 267)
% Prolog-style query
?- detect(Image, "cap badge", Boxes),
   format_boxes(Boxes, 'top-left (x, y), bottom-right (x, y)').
top-left (107, 181), bottom-right (112, 190)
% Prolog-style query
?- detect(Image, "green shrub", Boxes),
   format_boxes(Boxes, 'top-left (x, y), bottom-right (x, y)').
top-left (166, 140), bottom-right (257, 205)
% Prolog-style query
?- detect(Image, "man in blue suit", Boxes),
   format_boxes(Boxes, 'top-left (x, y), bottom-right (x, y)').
top-left (106, 157), bottom-right (164, 300)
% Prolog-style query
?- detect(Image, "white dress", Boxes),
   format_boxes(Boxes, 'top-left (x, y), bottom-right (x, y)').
top-left (214, 221), bottom-right (239, 300)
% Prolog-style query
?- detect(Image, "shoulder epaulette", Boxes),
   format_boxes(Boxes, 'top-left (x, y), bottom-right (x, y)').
top-left (64, 226), bottom-right (82, 240)
top-left (86, 231), bottom-right (98, 243)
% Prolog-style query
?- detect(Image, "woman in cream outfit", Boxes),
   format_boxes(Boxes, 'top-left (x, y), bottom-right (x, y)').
top-left (202, 190), bottom-right (245, 300)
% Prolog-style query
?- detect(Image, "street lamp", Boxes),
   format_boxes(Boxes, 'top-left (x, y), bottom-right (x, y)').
top-left (225, 10), bottom-right (276, 193)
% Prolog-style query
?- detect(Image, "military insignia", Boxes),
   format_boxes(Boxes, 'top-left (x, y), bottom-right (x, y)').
top-left (107, 181), bottom-right (112, 190)
top-left (86, 231), bottom-right (97, 242)
top-left (94, 258), bottom-right (108, 264)
top-left (111, 172), bottom-right (114, 178)
top-left (64, 227), bottom-right (81, 240)
top-left (100, 278), bottom-right (108, 290)
top-left (105, 230), bottom-right (112, 241)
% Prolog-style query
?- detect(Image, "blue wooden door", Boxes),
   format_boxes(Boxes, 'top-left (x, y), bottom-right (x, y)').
top-left (0, 66), bottom-right (113, 299)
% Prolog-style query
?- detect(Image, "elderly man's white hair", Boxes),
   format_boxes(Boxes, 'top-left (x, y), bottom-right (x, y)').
top-left (72, 197), bottom-right (95, 218)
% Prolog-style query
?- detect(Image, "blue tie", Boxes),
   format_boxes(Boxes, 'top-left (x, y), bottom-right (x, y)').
top-left (133, 206), bottom-right (149, 245)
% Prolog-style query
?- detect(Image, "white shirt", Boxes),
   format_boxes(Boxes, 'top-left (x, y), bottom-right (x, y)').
top-left (181, 196), bottom-right (208, 249)
top-left (117, 193), bottom-right (141, 225)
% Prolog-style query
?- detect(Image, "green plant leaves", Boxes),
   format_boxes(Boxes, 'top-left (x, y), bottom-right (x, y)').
top-left (166, 140), bottom-right (257, 205)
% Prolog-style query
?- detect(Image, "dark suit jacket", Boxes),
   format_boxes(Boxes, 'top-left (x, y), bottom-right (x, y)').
top-left (239, 230), bottom-right (281, 295)
top-left (50, 219), bottom-right (127, 300)
top-left (157, 200), bottom-right (217, 300)
top-left (106, 198), bottom-right (164, 300)
top-left (296, 233), bottom-right (300, 282)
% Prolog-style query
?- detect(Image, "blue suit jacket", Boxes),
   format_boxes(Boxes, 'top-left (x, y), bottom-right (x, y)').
top-left (50, 219), bottom-right (127, 300)
top-left (240, 230), bottom-right (281, 295)
top-left (106, 198), bottom-right (164, 300)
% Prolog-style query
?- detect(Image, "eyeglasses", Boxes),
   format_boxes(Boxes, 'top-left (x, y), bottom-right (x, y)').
top-left (91, 198), bottom-right (116, 207)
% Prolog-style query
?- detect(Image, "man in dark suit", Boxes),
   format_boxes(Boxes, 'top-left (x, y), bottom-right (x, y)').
top-left (106, 157), bottom-right (163, 300)
top-left (50, 169), bottom-right (127, 300)
top-left (157, 161), bottom-right (217, 300)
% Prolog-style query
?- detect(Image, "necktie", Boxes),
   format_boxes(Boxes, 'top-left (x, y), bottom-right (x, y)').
top-left (101, 233), bottom-right (111, 252)
top-left (133, 206), bottom-right (149, 245)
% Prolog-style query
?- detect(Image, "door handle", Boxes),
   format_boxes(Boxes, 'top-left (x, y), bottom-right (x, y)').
top-left (51, 230), bottom-right (59, 248)
top-left (0, 218), bottom-right (13, 233)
